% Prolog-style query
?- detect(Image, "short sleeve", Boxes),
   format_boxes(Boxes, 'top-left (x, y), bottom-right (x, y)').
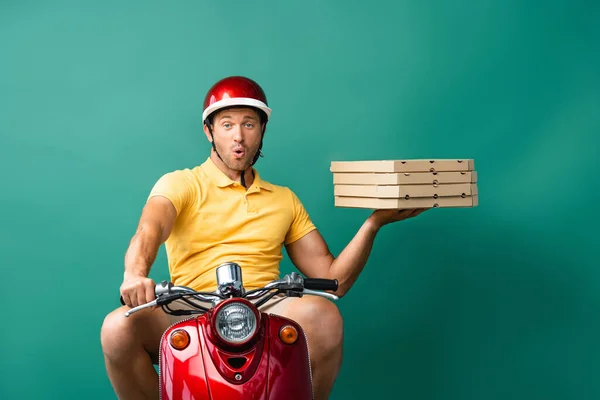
top-left (147, 170), bottom-right (195, 215)
top-left (284, 189), bottom-right (316, 245)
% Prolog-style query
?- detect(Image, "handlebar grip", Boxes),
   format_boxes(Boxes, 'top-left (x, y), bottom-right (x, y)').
top-left (120, 296), bottom-right (125, 306)
top-left (304, 278), bottom-right (338, 292)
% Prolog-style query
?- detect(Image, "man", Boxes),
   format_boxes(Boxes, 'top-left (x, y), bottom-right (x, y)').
top-left (100, 76), bottom-right (426, 399)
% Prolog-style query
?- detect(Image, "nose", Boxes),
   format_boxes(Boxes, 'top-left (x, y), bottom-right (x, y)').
top-left (232, 124), bottom-right (243, 142)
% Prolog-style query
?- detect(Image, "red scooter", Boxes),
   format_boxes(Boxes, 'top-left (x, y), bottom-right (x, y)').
top-left (124, 262), bottom-right (339, 399)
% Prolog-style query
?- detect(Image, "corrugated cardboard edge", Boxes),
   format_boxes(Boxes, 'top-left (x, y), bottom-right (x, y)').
top-left (330, 159), bottom-right (475, 173)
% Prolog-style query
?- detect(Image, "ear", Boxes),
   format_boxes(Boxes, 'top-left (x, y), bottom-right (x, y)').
top-left (203, 122), bottom-right (213, 143)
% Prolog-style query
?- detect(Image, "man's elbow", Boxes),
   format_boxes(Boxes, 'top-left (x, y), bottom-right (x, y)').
top-left (333, 283), bottom-right (349, 298)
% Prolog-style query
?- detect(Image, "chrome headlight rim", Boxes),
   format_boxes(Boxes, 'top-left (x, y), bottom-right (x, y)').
top-left (211, 299), bottom-right (260, 346)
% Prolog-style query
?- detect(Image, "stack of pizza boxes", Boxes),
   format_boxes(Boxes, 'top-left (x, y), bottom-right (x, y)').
top-left (331, 159), bottom-right (478, 209)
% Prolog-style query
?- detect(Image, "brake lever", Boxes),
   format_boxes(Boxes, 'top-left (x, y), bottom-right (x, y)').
top-left (125, 299), bottom-right (159, 317)
top-left (124, 292), bottom-right (184, 317)
top-left (302, 288), bottom-right (339, 301)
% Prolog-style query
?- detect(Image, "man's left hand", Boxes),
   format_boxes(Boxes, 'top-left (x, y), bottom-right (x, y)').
top-left (368, 208), bottom-right (428, 231)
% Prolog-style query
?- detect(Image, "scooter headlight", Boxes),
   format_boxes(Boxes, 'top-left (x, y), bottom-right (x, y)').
top-left (214, 301), bottom-right (257, 344)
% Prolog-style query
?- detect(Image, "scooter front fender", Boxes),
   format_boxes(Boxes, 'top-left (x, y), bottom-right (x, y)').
top-left (159, 313), bottom-right (313, 400)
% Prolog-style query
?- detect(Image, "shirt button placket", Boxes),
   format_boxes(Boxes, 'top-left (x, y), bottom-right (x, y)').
top-left (246, 194), bottom-right (257, 213)
top-left (244, 185), bottom-right (258, 214)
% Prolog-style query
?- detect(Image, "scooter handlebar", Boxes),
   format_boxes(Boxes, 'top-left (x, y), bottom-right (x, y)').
top-left (119, 274), bottom-right (339, 316)
top-left (303, 278), bottom-right (338, 292)
top-left (119, 283), bottom-right (218, 307)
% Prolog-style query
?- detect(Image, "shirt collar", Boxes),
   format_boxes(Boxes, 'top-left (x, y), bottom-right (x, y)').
top-left (201, 157), bottom-right (273, 191)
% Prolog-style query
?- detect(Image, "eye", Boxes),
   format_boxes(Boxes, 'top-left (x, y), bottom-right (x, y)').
top-left (223, 123), bottom-right (232, 129)
top-left (244, 123), bottom-right (254, 128)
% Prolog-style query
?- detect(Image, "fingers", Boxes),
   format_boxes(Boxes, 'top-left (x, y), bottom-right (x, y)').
top-left (120, 283), bottom-right (133, 308)
top-left (145, 283), bottom-right (156, 308)
top-left (146, 283), bottom-right (156, 302)
top-left (120, 292), bottom-right (131, 308)
top-left (135, 289), bottom-right (144, 308)
top-left (372, 207), bottom-right (428, 227)
top-left (120, 288), bottom-right (134, 308)
top-left (396, 209), bottom-right (414, 218)
top-left (396, 208), bottom-right (423, 217)
top-left (120, 277), bottom-right (156, 308)
top-left (409, 207), bottom-right (428, 217)
top-left (392, 207), bottom-right (427, 221)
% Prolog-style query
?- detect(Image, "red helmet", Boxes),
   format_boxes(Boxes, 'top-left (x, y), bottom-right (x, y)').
top-left (202, 76), bottom-right (272, 122)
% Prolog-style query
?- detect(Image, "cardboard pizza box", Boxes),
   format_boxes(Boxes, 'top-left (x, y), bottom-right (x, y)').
top-left (333, 171), bottom-right (478, 185)
top-left (334, 195), bottom-right (478, 209)
top-left (330, 159), bottom-right (475, 173)
top-left (334, 183), bottom-right (477, 198)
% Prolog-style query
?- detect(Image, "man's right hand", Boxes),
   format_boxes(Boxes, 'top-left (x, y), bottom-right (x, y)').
top-left (120, 274), bottom-right (156, 308)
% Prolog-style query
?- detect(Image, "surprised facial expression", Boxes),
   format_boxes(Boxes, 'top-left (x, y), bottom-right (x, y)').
top-left (204, 107), bottom-right (264, 171)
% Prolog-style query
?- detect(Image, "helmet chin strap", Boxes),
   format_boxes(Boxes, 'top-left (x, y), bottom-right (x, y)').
top-left (204, 119), bottom-right (264, 188)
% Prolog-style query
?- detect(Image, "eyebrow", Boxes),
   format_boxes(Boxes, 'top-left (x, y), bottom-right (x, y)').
top-left (219, 114), bottom-right (258, 121)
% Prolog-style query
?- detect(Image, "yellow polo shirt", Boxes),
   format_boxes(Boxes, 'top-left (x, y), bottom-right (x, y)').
top-left (147, 157), bottom-right (316, 292)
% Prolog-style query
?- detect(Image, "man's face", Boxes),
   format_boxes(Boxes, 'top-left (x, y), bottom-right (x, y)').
top-left (204, 107), bottom-right (264, 171)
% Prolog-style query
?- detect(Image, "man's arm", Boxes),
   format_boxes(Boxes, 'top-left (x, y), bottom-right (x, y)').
top-left (120, 196), bottom-right (177, 307)
top-left (285, 209), bottom-right (427, 297)
top-left (285, 219), bottom-right (378, 297)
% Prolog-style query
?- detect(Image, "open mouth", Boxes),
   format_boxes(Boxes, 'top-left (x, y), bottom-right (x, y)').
top-left (233, 149), bottom-right (245, 158)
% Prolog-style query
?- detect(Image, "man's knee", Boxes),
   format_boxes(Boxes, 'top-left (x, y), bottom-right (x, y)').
top-left (101, 306), bottom-right (167, 362)
top-left (288, 297), bottom-right (344, 354)
top-left (101, 307), bottom-right (136, 361)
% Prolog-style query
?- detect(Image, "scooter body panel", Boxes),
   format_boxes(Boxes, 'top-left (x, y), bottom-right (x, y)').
top-left (265, 314), bottom-right (313, 400)
top-left (159, 307), bottom-right (313, 399)
top-left (159, 318), bottom-right (210, 399)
